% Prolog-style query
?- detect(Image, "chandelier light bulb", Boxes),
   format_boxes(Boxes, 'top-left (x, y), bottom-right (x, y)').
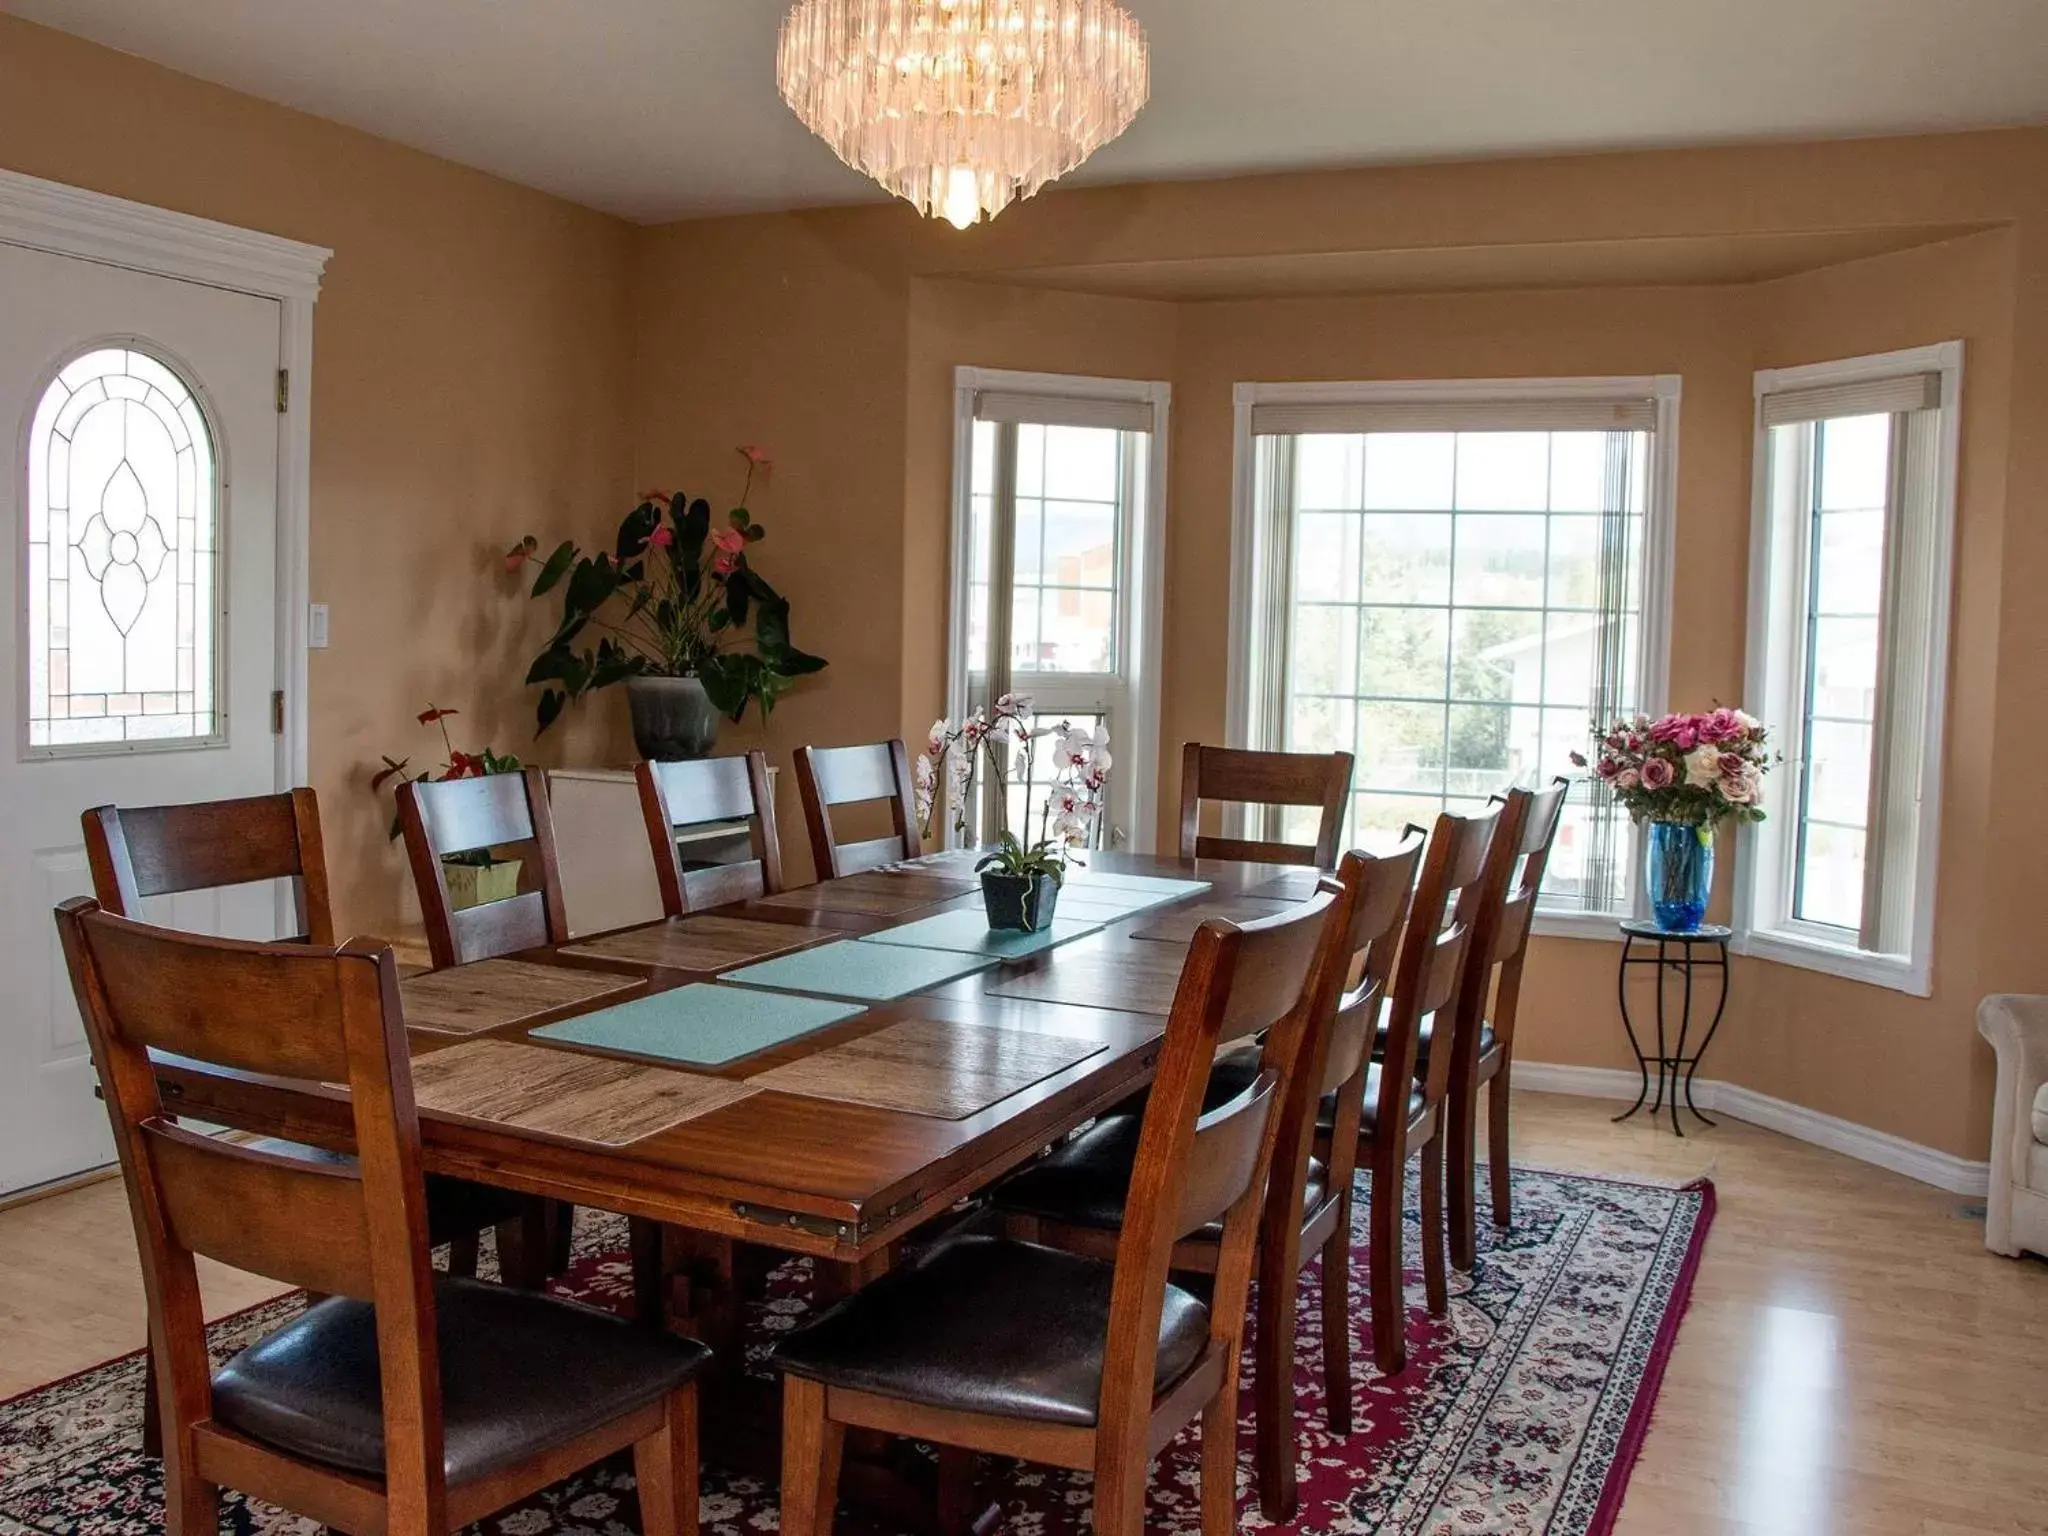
top-left (777, 0), bottom-right (1150, 230)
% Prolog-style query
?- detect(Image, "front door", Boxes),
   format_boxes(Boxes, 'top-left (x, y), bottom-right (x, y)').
top-left (0, 242), bottom-right (283, 1195)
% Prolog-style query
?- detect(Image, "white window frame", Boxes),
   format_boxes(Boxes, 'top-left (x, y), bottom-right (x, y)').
top-left (1226, 374), bottom-right (1681, 941)
top-left (946, 365), bottom-right (1170, 851)
top-left (1734, 341), bottom-right (1963, 996)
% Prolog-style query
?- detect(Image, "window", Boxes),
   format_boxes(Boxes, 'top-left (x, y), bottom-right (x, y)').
top-left (1228, 378), bottom-right (1678, 931)
top-left (949, 368), bottom-right (1168, 849)
top-left (1739, 344), bottom-right (1961, 995)
top-left (25, 346), bottom-right (221, 754)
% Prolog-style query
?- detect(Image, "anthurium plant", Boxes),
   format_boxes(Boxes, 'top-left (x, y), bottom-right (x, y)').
top-left (506, 446), bottom-right (826, 734)
top-left (369, 705), bottom-right (521, 866)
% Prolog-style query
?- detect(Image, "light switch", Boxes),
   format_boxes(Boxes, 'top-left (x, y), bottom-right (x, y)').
top-left (308, 603), bottom-right (330, 649)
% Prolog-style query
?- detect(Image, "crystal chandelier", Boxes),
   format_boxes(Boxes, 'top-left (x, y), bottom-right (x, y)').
top-left (776, 0), bottom-right (1150, 230)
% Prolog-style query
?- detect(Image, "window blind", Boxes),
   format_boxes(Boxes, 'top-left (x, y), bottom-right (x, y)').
top-left (1247, 396), bottom-right (1657, 437)
top-left (973, 389), bottom-right (1154, 433)
top-left (1758, 372), bottom-right (1941, 428)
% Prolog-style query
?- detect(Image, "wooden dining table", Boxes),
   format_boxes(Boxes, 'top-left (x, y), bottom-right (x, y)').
top-left (149, 846), bottom-right (1326, 1494)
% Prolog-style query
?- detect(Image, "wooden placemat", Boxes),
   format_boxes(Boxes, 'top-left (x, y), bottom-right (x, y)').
top-left (758, 869), bottom-right (977, 916)
top-left (746, 1017), bottom-right (1107, 1119)
top-left (400, 959), bottom-right (645, 1036)
top-left (984, 943), bottom-right (1187, 1016)
top-left (560, 914), bottom-right (827, 972)
top-left (1127, 897), bottom-right (1294, 944)
top-left (1244, 868), bottom-right (1327, 901)
top-left (409, 1038), bottom-right (758, 1146)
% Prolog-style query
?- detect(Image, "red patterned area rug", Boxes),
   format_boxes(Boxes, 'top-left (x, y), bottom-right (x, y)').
top-left (0, 1167), bottom-right (1711, 1536)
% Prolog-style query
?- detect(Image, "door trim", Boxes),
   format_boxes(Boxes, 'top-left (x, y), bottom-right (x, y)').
top-left (0, 168), bottom-right (331, 792)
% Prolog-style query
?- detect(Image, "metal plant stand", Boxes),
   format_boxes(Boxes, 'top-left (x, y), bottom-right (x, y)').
top-left (1614, 919), bottom-right (1731, 1136)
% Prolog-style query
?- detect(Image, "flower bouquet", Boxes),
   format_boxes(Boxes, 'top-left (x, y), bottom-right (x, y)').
top-left (1571, 708), bottom-right (1772, 931)
top-left (914, 695), bottom-right (1112, 931)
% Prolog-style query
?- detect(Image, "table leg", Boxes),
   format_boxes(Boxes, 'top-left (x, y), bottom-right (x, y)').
top-left (1612, 936), bottom-right (1652, 1124)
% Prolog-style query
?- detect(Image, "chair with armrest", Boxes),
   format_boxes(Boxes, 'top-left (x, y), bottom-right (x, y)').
top-left (793, 740), bottom-right (923, 879)
top-left (994, 839), bottom-right (1420, 1518)
top-left (635, 751), bottom-right (784, 915)
top-left (1446, 778), bottom-right (1569, 1269)
top-left (55, 899), bottom-right (708, 1536)
top-left (1177, 743), bottom-right (1355, 868)
top-left (771, 887), bottom-right (1343, 1536)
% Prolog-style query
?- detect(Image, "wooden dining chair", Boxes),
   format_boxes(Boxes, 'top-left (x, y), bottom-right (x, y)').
top-left (82, 791), bottom-right (545, 1458)
top-left (1322, 802), bottom-right (1501, 1377)
top-left (1177, 743), bottom-right (1355, 868)
top-left (1447, 778), bottom-right (1570, 1271)
top-left (396, 767), bottom-right (568, 970)
top-left (54, 899), bottom-right (709, 1536)
top-left (771, 889), bottom-right (1341, 1536)
top-left (635, 751), bottom-right (784, 915)
top-left (792, 740), bottom-right (923, 879)
top-left (994, 841), bottom-right (1419, 1519)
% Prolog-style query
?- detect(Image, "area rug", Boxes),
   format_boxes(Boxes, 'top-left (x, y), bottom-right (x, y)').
top-left (0, 1167), bottom-right (1712, 1536)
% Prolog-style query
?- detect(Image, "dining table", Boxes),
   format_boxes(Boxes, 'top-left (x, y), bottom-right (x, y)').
top-left (150, 845), bottom-right (1329, 1500)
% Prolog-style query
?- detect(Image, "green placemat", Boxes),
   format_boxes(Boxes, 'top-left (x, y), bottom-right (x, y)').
top-left (531, 983), bottom-right (864, 1067)
top-left (721, 939), bottom-right (1001, 1001)
top-left (1063, 870), bottom-right (1213, 899)
top-left (860, 909), bottom-right (1103, 960)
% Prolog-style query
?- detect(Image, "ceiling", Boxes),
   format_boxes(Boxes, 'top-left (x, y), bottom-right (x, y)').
top-left (6, 0), bottom-right (2047, 225)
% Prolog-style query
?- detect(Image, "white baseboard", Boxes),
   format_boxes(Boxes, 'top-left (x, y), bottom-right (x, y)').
top-left (1514, 1060), bottom-right (1991, 1198)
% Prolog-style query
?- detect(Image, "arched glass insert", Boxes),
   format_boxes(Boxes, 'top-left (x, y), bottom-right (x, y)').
top-left (25, 346), bottom-right (220, 752)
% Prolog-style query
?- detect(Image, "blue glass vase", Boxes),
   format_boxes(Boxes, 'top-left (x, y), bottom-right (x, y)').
top-left (1645, 819), bottom-right (1714, 931)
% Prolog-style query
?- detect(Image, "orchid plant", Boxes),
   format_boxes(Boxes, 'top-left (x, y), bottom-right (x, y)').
top-left (914, 694), bottom-right (1113, 860)
top-left (506, 446), bottom-right (826, 735)
top-left (1571, 707), bottom-right (1773, 826)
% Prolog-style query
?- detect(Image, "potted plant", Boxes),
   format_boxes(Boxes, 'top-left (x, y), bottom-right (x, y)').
top-left (1572, 707), bottom-right (1773, 931)
top-left (370, 706), bottom-right (524, 910)
top-left (505, 446), bottom-right (826, 759)
top-left (915, 696), bottom-right (1112, 932)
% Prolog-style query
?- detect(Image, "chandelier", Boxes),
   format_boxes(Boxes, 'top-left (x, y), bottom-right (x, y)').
top-left (776, 0), bottom-right (1150, 230)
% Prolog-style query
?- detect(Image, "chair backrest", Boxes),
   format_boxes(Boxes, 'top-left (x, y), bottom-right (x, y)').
top-left (1096, 887), bottom-right (1341, 1443)
top-left (397, 767), bottom-right (567, 968)
top-left (1458, 777), bottom-right (1571, 1064)
top-left (82, 790), bottom-right (334, 945)
top-left (635, 751), bottom-right (784, 916)
top-left (54, 899), bottom-right (449, 1519)
top-left (1176, 743), bottom-right (1355, 868)
top-left (1313, 836), bottom-right (1427, 1107)
top-left (793, 740), bottom-right (923, 879)
top-left (1377, 804), bottom-right (1502, 1130)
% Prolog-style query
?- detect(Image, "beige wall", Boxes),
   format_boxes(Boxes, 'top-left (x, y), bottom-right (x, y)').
top-left (4, 12), bottom-right (2045, 1159)
top-left (0, 15), bottom-right (637, 936)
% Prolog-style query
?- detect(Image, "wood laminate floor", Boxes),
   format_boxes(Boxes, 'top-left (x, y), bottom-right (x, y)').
top-left (2, 1092), bottom-right (2043, 1534)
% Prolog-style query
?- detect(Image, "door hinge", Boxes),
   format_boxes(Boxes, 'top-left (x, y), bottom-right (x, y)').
top-left (271, 689), bottom-right (285, 735)
top-left (276, 368), bottom-right (290, 414)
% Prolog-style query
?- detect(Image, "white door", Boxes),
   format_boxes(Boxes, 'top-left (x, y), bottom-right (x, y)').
top-left (0, 243), bottom-right (283, 1196)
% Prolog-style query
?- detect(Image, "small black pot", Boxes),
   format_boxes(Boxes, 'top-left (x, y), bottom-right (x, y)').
top-left (626, 674), bottom-right (719, 761)
top-left (982, 870), bottom-right (1061, 933)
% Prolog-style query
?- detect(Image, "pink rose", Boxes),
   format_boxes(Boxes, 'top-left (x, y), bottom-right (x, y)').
top-left (1595, 756), bottom-right (1622, 781)
top-left (1718, 752), bottom-right (1747, 777)
top-left (1616, 768), bottom-right (1642, 790)
top-left (1640, 757), bottom-right (1675, 790)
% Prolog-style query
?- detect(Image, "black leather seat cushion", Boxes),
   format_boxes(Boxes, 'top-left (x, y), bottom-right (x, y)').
top-left (212, 1275), bottom-right (708, 1483)
top-left (246, 1138), bottom-right (526, 1243)
top-left (772, 1235), bottom-right (1208, 1427)
top-left (993, 1098), bottom-right (1327, 1235)
top-left (1315, 1063), bottom-right (1427, 1139)
top-left (1376, 1019), bottom-right (1497, 1074)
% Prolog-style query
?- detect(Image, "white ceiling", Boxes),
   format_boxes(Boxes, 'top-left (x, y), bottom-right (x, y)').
top-left (7, 0), bottom-right (2048, 225)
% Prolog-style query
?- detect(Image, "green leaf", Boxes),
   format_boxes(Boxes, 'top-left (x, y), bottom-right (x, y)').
top-left (616, 501), bottom-right (661, 560)
top-left (536, 688), bottom-right (566, 734)
top-left (530, 539), bottom-right (577, 597)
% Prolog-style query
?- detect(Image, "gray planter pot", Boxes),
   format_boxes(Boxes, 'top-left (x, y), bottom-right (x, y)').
top-left (626, 674), bottom-right (719, 761)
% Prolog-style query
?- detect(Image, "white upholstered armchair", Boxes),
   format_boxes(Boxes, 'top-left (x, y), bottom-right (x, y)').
top-left (1977, 994), bottom-right (2048, 1258)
